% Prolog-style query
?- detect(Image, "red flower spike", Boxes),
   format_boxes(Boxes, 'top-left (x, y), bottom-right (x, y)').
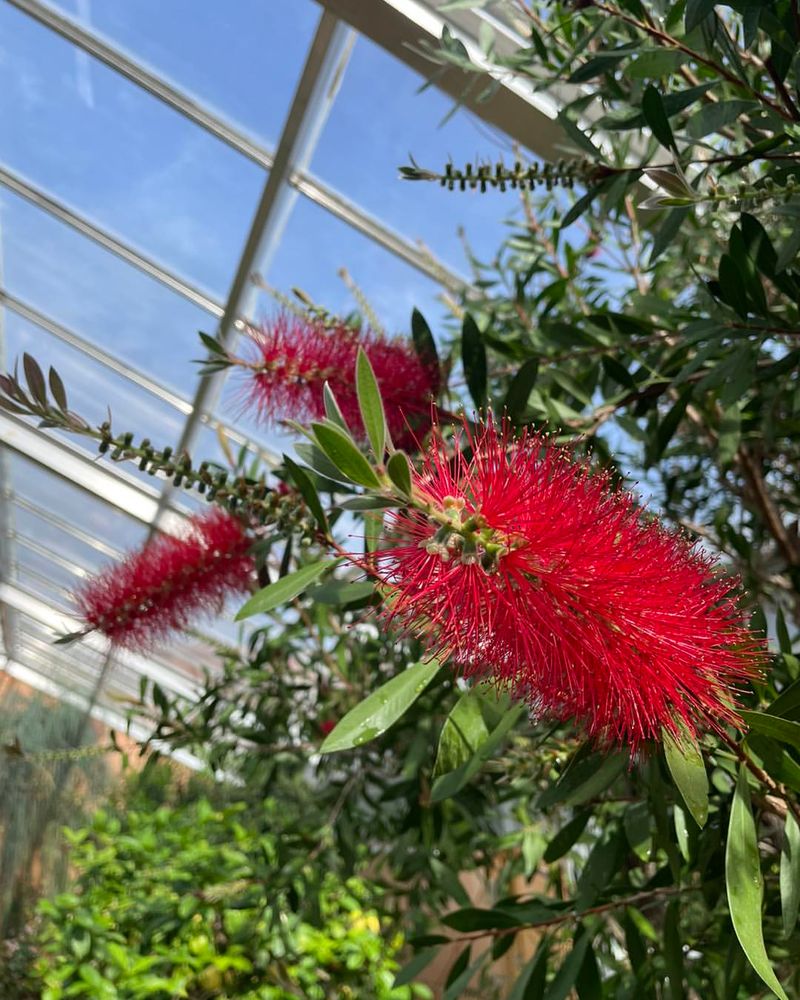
top-left (242, 314), bottom-right (438, 449)
top-left (75, 509), bottom-right (254, 651)
top-left (370, 415), bottom-right (764, 752)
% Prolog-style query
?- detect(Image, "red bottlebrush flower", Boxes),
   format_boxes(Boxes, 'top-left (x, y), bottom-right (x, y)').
top-left (370, 416), bottom-right (763, 751)
top-left (75, 509), bottom-right (254, 651)
top-left (241, 314), bottom-right (437, 449)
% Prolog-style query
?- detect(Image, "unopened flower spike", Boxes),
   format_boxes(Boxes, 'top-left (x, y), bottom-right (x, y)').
top-left (75, 508), bottom-right (255, 651)
top-left (236, 313), bottom-right (439, 450)
top-left (364, 412), bottom-right (765, 753)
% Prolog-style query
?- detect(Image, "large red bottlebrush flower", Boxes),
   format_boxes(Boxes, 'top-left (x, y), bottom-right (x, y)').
top-left (370, 416), bottom-right (764, 751)
top-left (240, 314), bottom-right (438, 450)
top-left (75, 509), bottom-right (254, 651)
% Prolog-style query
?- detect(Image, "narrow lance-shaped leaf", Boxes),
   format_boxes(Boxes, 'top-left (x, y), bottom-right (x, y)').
top-left (726, 765), bottom-right (789, 1000)
top-left (235, 559), bottom-right (340, 620)
top-left (311, 422), bottom-right (382, 489)
top-left (664, 730), bottom-right (709, 827)
top-left (461, 313), bottom-right (487, 410)
top-left (356, 347), bottom-right (388, 458)
top-left (781, 810), bottom-right (800, 939)
top-left (433, 687), bottom-right (491, 778)
top-left (284, 455), bottom-right (329, 535)
top-left (320, 658), bottom-right (442, 753)
top-left (386, 449), bottom-right (413, 497)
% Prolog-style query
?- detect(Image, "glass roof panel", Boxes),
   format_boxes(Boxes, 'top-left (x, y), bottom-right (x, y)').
top-left (43, 0), bottom-right (320, 147)
top-left (6, 452), bottom-right (147, 549)
top-left (0, 2), bottom-right (265, 296)
top-left (308, 33), bottom-right (518, 274)
top-left (0, 189), bottom-right (217, 395)
top-left (3, 307), bottom-right (188, 450)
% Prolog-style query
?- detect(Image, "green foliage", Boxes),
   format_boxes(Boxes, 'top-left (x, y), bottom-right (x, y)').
top-left (34, 796), bottom-right (430, 1000)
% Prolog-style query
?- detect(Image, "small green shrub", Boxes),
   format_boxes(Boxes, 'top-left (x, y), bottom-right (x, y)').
top-left (35, 798), bottom-right (431, 999)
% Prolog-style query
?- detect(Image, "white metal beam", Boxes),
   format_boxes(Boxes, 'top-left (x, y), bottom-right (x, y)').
top-left (0, 653), bottom-right (208, 771)
top-left (315, 0), bottom-right (566, 158)
top-left (5, 0), bottom-right (470, 296)
top-left (0, 582), bottom-right (201, 700)
top-left (0, 411), bottom-right (187, 530)
top-left (0, 165), bottom-right (224, 317)
top-left (157, 8), bottom-right (356, 517)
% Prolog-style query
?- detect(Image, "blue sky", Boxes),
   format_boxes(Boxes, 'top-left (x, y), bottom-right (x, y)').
top-left (0, 0), bottom-right (527, 668)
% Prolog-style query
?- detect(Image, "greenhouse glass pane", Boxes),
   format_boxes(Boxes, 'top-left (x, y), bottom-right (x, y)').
top-left (308, 33), bottom-right (518, 274)
top-left (0, 2), bottom-right (265, 295)
top-left (0, 190), bottom-right (216, 396)
top-left (2, 308), bottom-right (187, 450)
top-left (43, 0), bottom-right (320, 147)
top-left (5, 452), bottom-right (147, 551)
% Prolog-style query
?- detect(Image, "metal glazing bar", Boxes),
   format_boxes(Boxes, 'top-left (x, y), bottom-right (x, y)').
top-left (155, 9), bottom-right (355, 523)
top-left (0, 291), bottom-right (281, 466)
top-left (11, 562), bottom-right (74, 602)
top-left (0, 217), bottom-right (19, 661)
top-left (0, 654), bottom-right (207, 770)
top-left (0, 582), bottom-right (201, 698)
top-left (5, 0), bottom-right (470, 294)
top-left (9, 492), bottom-right (124, 561)
top-left (0, 165), bottom-right (224, 317)
top-left (14, 532), bottom-right (93, 579)
top-left (0, 411), bottom-right (171, 525)
top-left (0, 290), bottom-right (193, 413)
top-left (317, 0), bottom-right (566, 155)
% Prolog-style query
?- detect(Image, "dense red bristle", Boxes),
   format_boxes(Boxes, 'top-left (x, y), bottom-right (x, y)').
top-left (371, 415), bottom-right (764, 751)
top-left (75, 509), bottom-right (254, 651)
top-left (241, 314), bottom-right (438, 449)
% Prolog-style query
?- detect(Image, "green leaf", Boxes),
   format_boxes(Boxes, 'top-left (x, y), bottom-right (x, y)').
top-left (311, 422), bottom-right (381, 488)
top-left (544, 809), bottom-right (592, 863)
top-left (726, 766), bottom-right (789, 1000)
top-left (508, 938), bottom-right (549, 1000)
top-left (544, 931), bottom-right (591, 1000)
top-left (323, 382), bottom-right (349, 431)
top-left (430, 703), bottom-right (525, 802)
top-left (386, 450), bottom-right (413, 497)
top-left (320, 658), bottom-right (441, 752)
top-left (663, 731), bottom-right (709, 828)
top-left (433, 687), bottom-right (491, 778)
top-left (642, 85), bottom-right (676, 150)
top-left (442, 906), bottom-right (523, 931)
top-left (308, 579), bottom-right (375, 606)
top-left (504, 358), bottom-right (539, 423)
top-left (394, 948), bottom-right (439, 987)
top-left (284, 456), bottom-right (329, 535)
top-left (740, 710), bottom-right (800, 751)
top-left (538, 751), bottom-right (626, 809)
top-left (295, 442), bottom-right (352, 484)
top-left (461, 313), bottom-right (487, 410)
top-left (575, 829), bottom-right (625, 909)
top-left (768, 677), bottom-right (800, 719)
top-left (781, 810), bottom-right (800, 939)
top-left (685, 99), bottom-right (758, 138)
top-left (663, 899), bottom-right (684, 999)
top-left (235, 559), bottom-right (338, 620)
top-left (685, 0), bottom-right (716, 32)
top-left (411, 308), bottom-right (440, 391)
top-left (649, 206), bottom-right (691, 264)
top-left (356, 348), bottom-right (387, 458)
top-left (718, 403), bottom-right (742, 467)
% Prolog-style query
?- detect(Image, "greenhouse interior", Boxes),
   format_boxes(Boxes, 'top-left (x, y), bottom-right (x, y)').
top-left (2, 0), bottom-right (800, 997)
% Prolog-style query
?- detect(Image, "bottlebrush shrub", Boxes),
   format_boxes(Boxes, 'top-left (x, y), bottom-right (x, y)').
top-left (368, 415), bottom-right (763, 751)
top-left (75, 509), bottom-right (254, 651)
top-left (238, 314), bottom-right (438, 450)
